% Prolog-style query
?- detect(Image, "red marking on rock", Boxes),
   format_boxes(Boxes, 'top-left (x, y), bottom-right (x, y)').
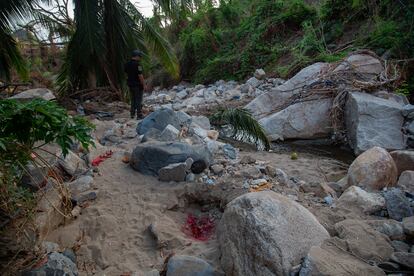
top-left (92, 150), bottom-right (113, 166)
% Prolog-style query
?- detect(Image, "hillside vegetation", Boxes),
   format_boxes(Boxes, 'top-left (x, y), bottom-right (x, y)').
top-left (150, 0), bottom-right (414, 95)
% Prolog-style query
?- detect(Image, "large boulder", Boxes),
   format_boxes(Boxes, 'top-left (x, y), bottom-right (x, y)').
top-left (347, 147), bottom-right (398, 191)
top-left (334, 53), bottom-right (384, 80)
top-left (11, 88), bottom-right (56, 101)
top-left (218, 191), bottom-right (329, 276)
top-left (137, 108), bottom-right (181, 135)
top-left (130, 142), bottom-right (212, 176)
top-left (245, 62), bottom-right (329, 119)
top-left (345, 92), bottom-right (406, 155)
top-left (299, 238), bottom-right (386, 276)
top-left (390, 150), bottom-right (414, 176)
top-left (334, 219), bottom-right (393, 263)
top-left (259, 98), bottom-right (333, 141)
top-left (166, 255), bottom-right (216, 276)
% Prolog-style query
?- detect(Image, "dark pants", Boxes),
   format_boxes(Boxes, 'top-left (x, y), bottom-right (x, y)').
top-left (129, 85), bottom-right (143, 116)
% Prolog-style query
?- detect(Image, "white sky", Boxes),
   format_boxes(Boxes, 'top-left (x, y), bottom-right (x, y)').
top-left (66, 0), bottom-right (154, 17)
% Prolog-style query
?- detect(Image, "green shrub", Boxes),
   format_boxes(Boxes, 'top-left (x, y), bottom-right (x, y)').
top-left (0, 99), bottom-right (94, 224)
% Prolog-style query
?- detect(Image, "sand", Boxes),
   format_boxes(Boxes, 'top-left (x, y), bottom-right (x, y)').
top-left (45, 114), bottom-right (349, 275)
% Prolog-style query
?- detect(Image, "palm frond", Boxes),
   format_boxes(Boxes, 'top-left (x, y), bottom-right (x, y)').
top-left (0, 28), bottom-right (28, 81)
top-left (211, 108), bottom-right (271, 151)
top-left (122, 0), bottom-right (179, 78)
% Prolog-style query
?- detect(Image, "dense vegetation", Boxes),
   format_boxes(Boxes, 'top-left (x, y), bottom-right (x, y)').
top-left (150, 0), bottom-right (414, 95)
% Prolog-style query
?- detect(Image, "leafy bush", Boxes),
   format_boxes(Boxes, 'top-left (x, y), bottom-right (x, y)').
top-left (0, 99), bottom-right (94, 224)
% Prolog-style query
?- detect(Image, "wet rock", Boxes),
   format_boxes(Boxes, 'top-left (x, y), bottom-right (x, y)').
top-left (402, 216), bottom-right (414, 236)
top-left (391, 240), bottom-right (410, 252)
top-left (58, 150), bottom-right (88, 176)
top-left (137, 108), bottom-right (181, 135)
top-left (384, 188), bottom-right (413, 221)
top-left (334, 219), bottom-right (393, 263)
top-left (300, 181), bottom-right (336, 198)
top-left (222, 144), bottom-right (237, 159)
top-left (11, 88), bottom-right (56, 101)
top-left (240, 155), bottom-right (256, 164)
top-left (390, 150), bottom-right (414, 176)
top-left (66, 175), bottom-right (94, 194)
top-left (366, 220), bottom-right (405, 240)
top-left (390, 252), bottom-right (414, 269)
top-left (23, 252), bottom-right (78, 276)
top-left (166, 255), bottom-right (216, 276)
top-left (337, 186), bottom-right (385, 215)
top-left (259, 98), bottom-right (333, 141)
top-left (218, 191), bottom-right (329, 275)
top-left (254, 69), bottom-right (266, 80)
top-left (159, 163), bottom-right (187, 182)
top-left (299, 238), bottom-right (386, 276)
top-left (347, 147), bottom-right (398, 191)
top-left (397, 171), bottom-right (414, 193)
top-left (130, 142), bottom-right (212, 176)
top-left (345, 92), bottom-right (406, 155)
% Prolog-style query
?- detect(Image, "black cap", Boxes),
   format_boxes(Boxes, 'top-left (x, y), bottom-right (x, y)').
top-left (132, 50), bottom-right (143, 57)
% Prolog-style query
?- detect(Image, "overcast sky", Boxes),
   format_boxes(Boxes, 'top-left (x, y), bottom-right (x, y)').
top-left (65, 0), bottom-right (154, 17)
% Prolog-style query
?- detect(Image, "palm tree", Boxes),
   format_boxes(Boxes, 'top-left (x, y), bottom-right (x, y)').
top-left (1, 0), bottom-right (182, 96)
top-left (57, 0), bottom-right (182, 97)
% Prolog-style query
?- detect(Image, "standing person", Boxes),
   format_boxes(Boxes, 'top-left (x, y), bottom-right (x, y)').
top-left (124, 50), bottom-right (146, 119)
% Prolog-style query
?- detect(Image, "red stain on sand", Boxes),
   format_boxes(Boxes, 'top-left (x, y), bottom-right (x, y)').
top-left (183, 214), bottom-right (215, 241)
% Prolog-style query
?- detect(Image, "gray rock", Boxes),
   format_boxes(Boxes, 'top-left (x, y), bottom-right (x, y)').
top-left (391, 240), bottom-right (410, 252)
top-left (137, 108), bottom-right (181, 135)
top-left (130, 142), bottom-right (212, 176)
top-left (72, 191), bottom-right (97, 205)
top-left (239, 166), bottom-right (262, 179)
top-left (176, 111), bottom-right (192, 126)
top-left (176, 90), bottom-right (188, 99)
top-left (42, 241), bottom-right (60, 253)
top-left (218, 191), bottom-right (329, 276)
top-left (366, 219), bottom-right (405, 240)
top-left (58, 150), bottom-right (88, 176)
top-left (192, 116), bottom-right (211, 130)
top-left (166, 255), bottom-right (216, 276)
top-left (397, 171), bottom-right (414, 193)
top-left (299, 239), bottom-right (386, 276)
top-left (259, 98), bottom-right (333, 141)
top-left (402, 216), bottom-right (414, 236)
top-left (66, 175), bottom-right (94, 195)
top-left (245, 62), bottom-right (329, 119)
top-left (384, 188), bottom-right (413, 221)
top-left (160, 124), bottom-right (180, 141)
top-left (20, 164), bottom-right (48, 191)
top-left (335, 219), bottom-right (393, 263)
top-left (240, 155), bottom-right (256, 164)
top-left (337, 186), bottom-right (385, 214)
top-left (222, 144), bottom-right (237, 159)
top-left (141, 128), bottom-right (162, 143)
top-left (402, 104), bottom-right (414, 117)
top-left (62, 249), bottom-right (77, 264)
top-left (254, 69), bottom-right (266, 80)
top-left (390, 252), bottom-right (414, 269)
top-left (11, 88), bottom-right (56, 101)
top-left (158, 163), bottom-right (187, 182)
top-left (23, 252), bottom-right (78, 276)
top-left (347, 147), bottom-right (398, 192)
top-left (334, 54), bottom-right (384, 79)
top-left (210, 164), bottom-right (224, 175)
top-left (264, 165), bottom-right (277, 177)
top-left (345, 92), bottom-right (406, 155)
top-left (246, 77), bottom-right (261, 88)
top-left (390, 150), bottom-right (414, 175)
top-left (406, 121), bottom-right (414, 134)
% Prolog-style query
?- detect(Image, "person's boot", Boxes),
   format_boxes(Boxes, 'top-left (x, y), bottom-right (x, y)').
top-left (136, 113), bottom-right (144, 120)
